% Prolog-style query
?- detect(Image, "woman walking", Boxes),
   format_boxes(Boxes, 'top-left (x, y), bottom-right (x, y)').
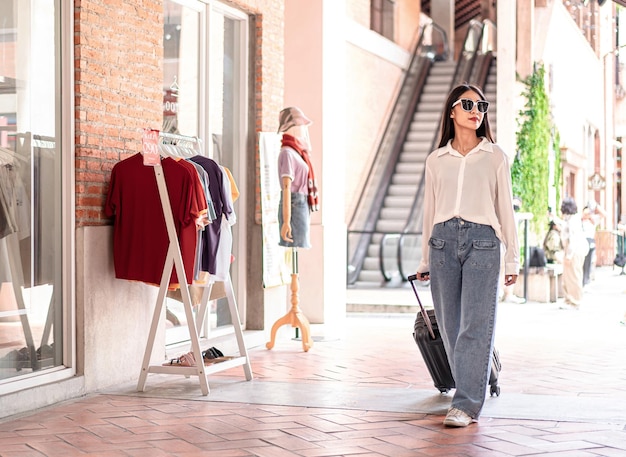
top-left (415, 84), bottom-right (519, 427)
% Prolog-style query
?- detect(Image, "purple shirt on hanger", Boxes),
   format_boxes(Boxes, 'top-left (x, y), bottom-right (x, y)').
top-left (189, 156), bottom-right (233, 274)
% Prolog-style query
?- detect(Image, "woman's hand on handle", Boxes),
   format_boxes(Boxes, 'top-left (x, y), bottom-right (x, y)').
top-left (415, 271), bottom-right (430, 281)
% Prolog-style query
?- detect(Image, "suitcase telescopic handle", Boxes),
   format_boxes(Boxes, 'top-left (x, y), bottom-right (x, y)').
top-left (407, 274), bottom-right (436, 340)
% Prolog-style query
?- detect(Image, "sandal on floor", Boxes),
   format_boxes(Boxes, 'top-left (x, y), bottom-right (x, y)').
top-left (162, 352), bottom-right (196, 367)
top-left (202, 349), bottom-right (216, 362)
top-left (204, 355), bottom-right (236, 365)
top-left (202, 347), bottom-right (224, 362)
top-left (179, 352), bottom-right (196, 366)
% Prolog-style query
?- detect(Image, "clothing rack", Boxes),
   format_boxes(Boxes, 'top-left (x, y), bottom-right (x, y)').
top-left (137, 132), bottom-right (252, 395)
top-left (0, 133), bottom-right (58, 371)
top-left (159, 131), bottom-right (202, 151)
top-left (0, 233), bottom-right (39, 371)
top-left (32, 135), bottom-right (58, 350)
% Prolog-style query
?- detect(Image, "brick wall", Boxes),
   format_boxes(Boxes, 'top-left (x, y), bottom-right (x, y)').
top-left (74, 0), bottom-right (284, 228)
top-left (228, 0), bottom-right (284, 132)
top-left (74, 0), bottom-right (164, 226)
top-left (228, 0), bottom-right (284, 224)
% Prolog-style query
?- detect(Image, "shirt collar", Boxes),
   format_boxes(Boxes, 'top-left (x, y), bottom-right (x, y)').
top-left (437, 137), bottom-right (492, 157)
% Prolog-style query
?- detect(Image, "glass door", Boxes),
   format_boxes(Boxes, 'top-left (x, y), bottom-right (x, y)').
top-left (205, 2), bottom-right (249, 333)
top-left (0, 0), bottom-right (66, 384)
top-left (163, 0), bottom-right (248, 345)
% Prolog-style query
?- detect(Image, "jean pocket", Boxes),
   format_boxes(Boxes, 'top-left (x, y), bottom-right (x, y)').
top-left (473, 240), bottom-right (498, 250)
top-left (470, 239), bottom-right (499, 269)
top-left (429, 237), bottom-right (445, 268)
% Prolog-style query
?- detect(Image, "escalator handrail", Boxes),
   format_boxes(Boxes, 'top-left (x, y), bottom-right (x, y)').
top-left (348, 22), bottom-right (448, 231)
top-left (347, 22), bottom-right (448, 285)
top-left (451, 19), bottom-right (484, 87)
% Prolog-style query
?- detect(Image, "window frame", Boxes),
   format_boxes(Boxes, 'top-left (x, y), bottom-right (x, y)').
top-left (0, 0), bottom-right (76, 396)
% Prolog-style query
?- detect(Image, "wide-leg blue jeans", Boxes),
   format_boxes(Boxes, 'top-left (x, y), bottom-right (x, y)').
top-left (428, 218), bottom-right (500, 418)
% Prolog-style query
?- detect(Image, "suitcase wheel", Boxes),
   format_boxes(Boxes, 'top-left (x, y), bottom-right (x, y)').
top-left (490, 385), bottom-right (500, 397)
top-left (438, 387), bottom-right (451, 394)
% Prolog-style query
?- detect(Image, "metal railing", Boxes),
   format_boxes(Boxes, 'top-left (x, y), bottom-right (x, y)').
top-left (346, 22), bottom-right (448, 285)
top-left (361, 19), bottom-right (497, 285)
top-left (395, 19), bottom-right (496, 281)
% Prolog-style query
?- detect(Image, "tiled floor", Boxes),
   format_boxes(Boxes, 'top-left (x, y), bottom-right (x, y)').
top-left (1, 266), bottom-right (626, 456)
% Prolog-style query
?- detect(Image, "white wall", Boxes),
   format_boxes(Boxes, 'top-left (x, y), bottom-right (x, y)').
top-left (540, 3), bottom-right (603, 157)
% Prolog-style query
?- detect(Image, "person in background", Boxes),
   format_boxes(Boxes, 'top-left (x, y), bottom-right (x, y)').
top-left (581, 200), bottom-right (606, 286)
top-left (543, 220), bottom-right (564, 264)
top-left (618, 217), bottom-right (626, 325)
top-left (560, 197), bottom-right (589, 309)
top-left (414, 84), bottom-right (519, 428)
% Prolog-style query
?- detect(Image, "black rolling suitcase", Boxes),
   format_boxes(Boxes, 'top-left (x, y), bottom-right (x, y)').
top-left (408, 274), bottom-right (501, 396)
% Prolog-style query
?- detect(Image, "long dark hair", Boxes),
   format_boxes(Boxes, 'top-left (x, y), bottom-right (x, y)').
top-left (437, 83), bottom-right (495, 148)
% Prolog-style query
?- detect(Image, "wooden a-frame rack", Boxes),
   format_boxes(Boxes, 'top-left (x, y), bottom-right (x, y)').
top-left (137, 160), bottom-right (252, 395)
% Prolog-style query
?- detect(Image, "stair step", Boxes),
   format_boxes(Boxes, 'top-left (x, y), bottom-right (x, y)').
top-left (376, 219), bottom-right (406, 233)
top-left (419, 91), bottom-right (447, 103)
top-left (383, 195), bottom-right (414, 208)
top-left (402, 140), bottom-right (430, 151)
top-left (381, 206), bottom-right (411, 219)
top-left (394, 162), bottom-right (423, 175)
top-left (387, 183), bottom-right (418, 196)
top-left (392, 176), bottom-right (421, 188)
top-left (406, 131), bottom-right (434, 143)
top-left (362, 256), bottom-right (380, 271)
top-left (357, 270), bottom-right (384, 284)
top-left (413, 112), bottom-right (440, 123)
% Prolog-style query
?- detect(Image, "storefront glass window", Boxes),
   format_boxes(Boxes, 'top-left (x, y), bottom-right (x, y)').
top-left (162, 0), bottom-right (248, 345)
top-left (0, 1), bottom-right (64, 381)
top-left (163, 1), bottom-right (200, 137)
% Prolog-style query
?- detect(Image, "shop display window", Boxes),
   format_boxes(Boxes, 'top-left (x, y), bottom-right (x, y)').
top-left (0, 1), bottom-right (65, 382)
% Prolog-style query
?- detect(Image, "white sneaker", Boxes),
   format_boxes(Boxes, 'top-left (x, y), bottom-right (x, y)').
top-left (502, 295), bottom-right (525, 304)
top-left (443, 407), bottom-right (473, 427)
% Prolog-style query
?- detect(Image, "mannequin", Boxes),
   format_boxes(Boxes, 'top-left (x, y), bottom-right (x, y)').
top-left (266, 107), bottom-right (319, 352)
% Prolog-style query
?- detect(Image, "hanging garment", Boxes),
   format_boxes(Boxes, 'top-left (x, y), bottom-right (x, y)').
top-left (277, 143), bottom-right (312, 249)
top-left (105, 153), bottom-right (207, 286)
top-left (213, 166), bottom-right (236, 281)
top-left (222, 166), bottom-right (240, 203)
top-left (189, 156), bottom-right (233, 275)
top-left (281, 134), bottom-right (319, 212)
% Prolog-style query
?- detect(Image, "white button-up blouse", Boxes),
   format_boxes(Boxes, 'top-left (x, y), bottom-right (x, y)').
top-left (417, 138), bottom-right (520, 277)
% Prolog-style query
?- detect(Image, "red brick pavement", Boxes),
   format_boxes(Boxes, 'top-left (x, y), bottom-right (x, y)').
top-left (0, 267), bottom-right (625, 456)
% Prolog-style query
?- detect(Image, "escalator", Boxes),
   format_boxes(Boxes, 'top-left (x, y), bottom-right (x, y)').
top-left (348, 19), bottom-right (497, 288)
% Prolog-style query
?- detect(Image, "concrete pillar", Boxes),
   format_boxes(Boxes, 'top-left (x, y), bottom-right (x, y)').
top-left (497, 0), bottom-right (518, 158)
top-left (283, 0), bottom-right (346, 337)
top-left (430, 0), bottom-right (455, 60)
top-left (516, 0), bottom-right (534, 80)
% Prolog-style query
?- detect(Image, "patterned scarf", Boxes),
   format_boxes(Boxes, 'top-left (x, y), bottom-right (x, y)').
top-left (281, 134), bottom-right (319, 212)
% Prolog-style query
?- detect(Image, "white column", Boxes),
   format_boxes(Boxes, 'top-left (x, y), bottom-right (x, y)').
top-left (430, 0), bottom-right (455, 60)
top-left (496, 0), bottom-right (518, 159)
top-left (284, 0), bottom-right (347, 335)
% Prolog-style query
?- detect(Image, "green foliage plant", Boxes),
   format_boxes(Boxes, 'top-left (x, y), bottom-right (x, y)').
top-left (552, 128), bottom-right (562, 213)
top-left (511, 63), bottom-right (552, 239)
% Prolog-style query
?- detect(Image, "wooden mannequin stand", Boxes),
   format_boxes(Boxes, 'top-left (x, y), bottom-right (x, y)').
top-left (266, 247), bottom-right (314, 352)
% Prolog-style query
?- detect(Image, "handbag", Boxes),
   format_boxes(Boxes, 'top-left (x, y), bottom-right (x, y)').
top-left (528, 246), bottom-right (547, 268)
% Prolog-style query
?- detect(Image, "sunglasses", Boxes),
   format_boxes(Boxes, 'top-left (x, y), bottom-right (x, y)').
top-left (452, 98), bottom-right (490, 113)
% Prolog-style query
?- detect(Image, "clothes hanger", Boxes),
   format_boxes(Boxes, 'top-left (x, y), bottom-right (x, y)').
top-left (170, 76), bottom-right (180, 94)
top-left (193, 137), bottom-right (204, 157)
